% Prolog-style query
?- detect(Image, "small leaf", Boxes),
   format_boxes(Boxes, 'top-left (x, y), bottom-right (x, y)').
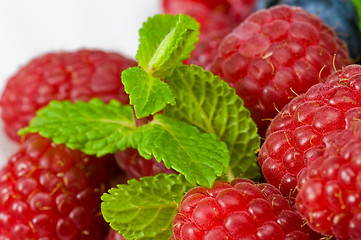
top-left (101, 173), bottom-right (194, 240)
top-left (122, 67), bottom-right (175, 119)
top-left (133, 114), bottom-right (230, 188)
top-left (163, 65), bottom-right (261, 180)
top-left (19, 99), bottom-right (136, 156)
top-left (137, 14), bottom-right (199, 78)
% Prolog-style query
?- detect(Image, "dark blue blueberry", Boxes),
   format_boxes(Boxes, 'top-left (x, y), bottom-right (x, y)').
top-left (255, 0), bottom-right (361, 62)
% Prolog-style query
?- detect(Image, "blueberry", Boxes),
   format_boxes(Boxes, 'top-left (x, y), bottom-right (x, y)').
top-left (256, 0), bottom-right (361, 62)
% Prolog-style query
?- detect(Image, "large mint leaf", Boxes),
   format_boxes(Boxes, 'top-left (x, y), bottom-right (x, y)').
top-left (19, 99), bottom-right (136, 156)
top-left (163, 65), bottom-right (260, 180)
top-left (122, 67), bottom-right (175, 118)
top-left (133, 114), bottom-right (229, 188)
top-left (101, 173), bottom-right (194, 240)
top-left (137, 14), bottom-right (199, 78)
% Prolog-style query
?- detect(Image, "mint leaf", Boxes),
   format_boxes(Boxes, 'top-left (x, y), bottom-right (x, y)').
top-left (19, 99), bottom-right (136, 156)
top-left (133, 114), bottom-right (230, 188)
top-left (163, 65), bottom-right (260, 180)
top-left (122, 67), bottom-right (175, 119)
top-left (137, 14), bottom-right (199, 78)
top-left (122, 14), bottom-right (199, 118)
top-left (101, 173), bottom-right (194, 240)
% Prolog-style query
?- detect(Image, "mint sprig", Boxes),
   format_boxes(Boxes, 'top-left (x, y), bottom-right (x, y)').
top-left (19, 98), bottom-right (136, 156)
top-left (137, 14), bottom-right (199, 78)
top-left (134, 115), bottom-right (229, 187)
top-left (20, 99), bottom-right (229, 187)
top-left (164, 65), bottom-right (260, 180)
top-left (101, 174), bottom-right (194, 240)
top-left (122, 67), bottom-right (175, 118)
top-left (123, 14), bottom-right (199, 119)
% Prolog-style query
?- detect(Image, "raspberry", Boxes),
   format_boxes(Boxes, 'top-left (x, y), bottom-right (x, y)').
top-left (162, 0), bottom-right (257, 69)
top-left (114, 115), bottom-right (175, 180)
top-left (257, 0), bottom-right (361, 61)
top-left (106, 229), bottom-right (126, 240)
top-left (162, 0), bottom-right (256, 28)
top-left (209, 5), bottom-right (351, 136)
top-left (0, 49), bottom-right (137, 142)
top-left (0, 134), bottom-right (110, 239)
top-left (258, 64), bottom-right (361, 197)
top-left (187, 28), bottom-right (230, 70)
top-left (172, 178), bottom-right (315, 240)
top-left (114, 148), bottom-right (165, 180)
top-left (296, 121), bottom-right (361, 239)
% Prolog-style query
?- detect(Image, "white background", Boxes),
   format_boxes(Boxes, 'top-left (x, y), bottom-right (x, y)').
top-left (0, 0), bottom-right (162, 167)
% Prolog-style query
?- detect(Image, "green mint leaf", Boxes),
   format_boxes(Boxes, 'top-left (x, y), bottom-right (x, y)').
top-left (101, 173), bottom-right (194, 240)
top-left (122, 67), bottom-right (175, 119)
top-left (163, 65), bottom-right (261, 180)
top-left (132, 114), bottom-right (230, 188)
top-left (137, 14), bottom-right (199, 78)
top-left (19, 98), bottom-right (136, 156)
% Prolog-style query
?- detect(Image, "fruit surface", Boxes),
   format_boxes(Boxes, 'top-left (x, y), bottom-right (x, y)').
top-left (296, 121), bottom-right (361, 239)
top-left (114, 148), bottom-right (165, 180)
top-left (162, 0), bottom-right (257, 28)
top-left (210, 4), bottom-right (351, 136)
top-left (256, 0), bottom-right (361, 61)
top-left (258, 64), bottom-right (361, 197)
top-left (162, 0), bottom-right (257, 69)
top-left (172, 178), bottom-right (315, 240)
top-left (0, 49), bottom-right (137, 142)
top-left (106, 229), bottom-right (126, 240)
top-left (0, 134), bottom-right (110, 239)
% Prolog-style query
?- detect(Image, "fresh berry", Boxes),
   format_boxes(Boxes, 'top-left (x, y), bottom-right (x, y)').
top-left (258, 64), bottom-right (361, 197)
top-left (172, 178), bottom-right (316, 240)
top-left (106, 229), bottom-right (126, 240)
top-left (162, 0), bottom-right (257, 69)
top-left (186, 28), bottom-right (229, 70)
top-left (296, 121), bottom-right (361, 239)
top-left (114, 115), bottom-right (175, 180)
top-left (0, 49), bottom-right (137, 142)
top-left (162, 0), bottom-right (257, 29)
top-left (114, 148), bottom-right (164, 180)
top-left (209, 4), bottom-right (351, 136)
top-left (0, 134), bottom-right (111, 239)
top-left (256, 0), bottom-right (361, 61)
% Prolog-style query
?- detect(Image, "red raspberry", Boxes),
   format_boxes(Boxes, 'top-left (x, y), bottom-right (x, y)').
top-left (106, 229), bottom-right (126, 240)
top-left (0, 49), bottom-right (137, 142)
top-left (172, 178), bottom-right (315, 240)
top-left (209, 5), bottom-right (351, 136)
top-left (162, 0), bottom-right (256, 28)
top-left (0, 134), bottom-right (110, 239)
top-left (162, 0), bottom-right (257, 69)
top-left (296, 122), bottom-right (361, 239)
top-left (187, 28), bottom-right (230, 70)
top-left (258, 64), bottom-right (361, 197)
top-left (114, 116), bottom-right (175, 180)
top-left (114, 148), bottom-right (164, 180)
